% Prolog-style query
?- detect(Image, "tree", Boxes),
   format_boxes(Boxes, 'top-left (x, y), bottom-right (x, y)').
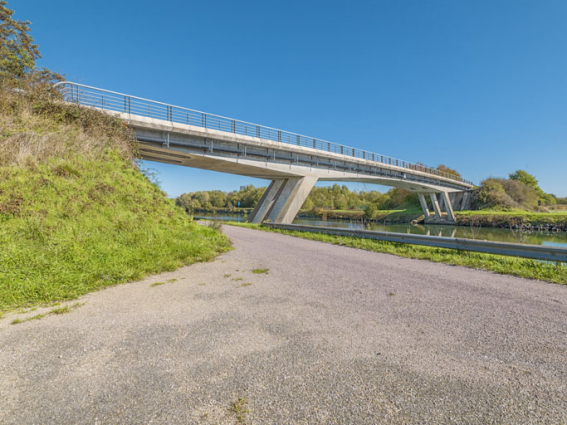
top-left (0, 1), bottom-right (41, 79)
top-left (363, 203), bottom-right (377, 221)
top-left (436, 164), bottom-right (461, 178)
top-left (509, 170), bottom-right (539, 191)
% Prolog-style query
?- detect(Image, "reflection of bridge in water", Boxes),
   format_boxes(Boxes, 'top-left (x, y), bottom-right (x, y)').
top-left (57, 82), bottom-right (474, 224)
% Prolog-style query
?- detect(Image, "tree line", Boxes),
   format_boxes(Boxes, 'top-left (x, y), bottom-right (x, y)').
top-left (175, 184), bottom-right (420, 214)
top-left (176, 169), bottom-right (564, 215)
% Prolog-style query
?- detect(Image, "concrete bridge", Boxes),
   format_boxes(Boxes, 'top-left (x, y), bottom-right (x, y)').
top-left (56, 82), bottom-right (474, 224)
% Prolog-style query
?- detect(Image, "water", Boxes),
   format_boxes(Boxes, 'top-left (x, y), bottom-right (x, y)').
top-left (194, 212), bottom-right (567, 246)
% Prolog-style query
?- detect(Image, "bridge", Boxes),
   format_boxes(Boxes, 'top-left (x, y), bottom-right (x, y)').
top-left (56, 82), bottom-right (474, 224)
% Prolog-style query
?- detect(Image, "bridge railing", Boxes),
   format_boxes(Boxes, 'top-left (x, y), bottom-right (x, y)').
top-left (55, 82), bottom-right (474, 186)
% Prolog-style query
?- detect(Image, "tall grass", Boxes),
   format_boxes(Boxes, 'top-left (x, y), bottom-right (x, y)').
top-left (0, 82), bottom-right (231, 312)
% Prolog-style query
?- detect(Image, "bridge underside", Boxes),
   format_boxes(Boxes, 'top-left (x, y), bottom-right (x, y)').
top-left (139, 141), bottom-right (471, 224)
top-left (99, 110), bottom-right (473, 224)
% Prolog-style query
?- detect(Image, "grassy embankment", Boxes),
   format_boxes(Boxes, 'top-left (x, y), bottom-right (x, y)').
top-left (456, 209), bottom-right (567, 227)
top-left (227, 222), bottom-right (567, 284)
top-left (0, 87), bottom-right (230, 313)
top-left (304, 205), bottom-right (423, 223)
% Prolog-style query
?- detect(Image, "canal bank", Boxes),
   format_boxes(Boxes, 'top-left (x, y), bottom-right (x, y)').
top-left (195, 212), bottom-right (567, 247)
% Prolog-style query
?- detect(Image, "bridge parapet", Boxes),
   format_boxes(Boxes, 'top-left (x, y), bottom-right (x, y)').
top-left (55, 82), bottom-right (474, 188)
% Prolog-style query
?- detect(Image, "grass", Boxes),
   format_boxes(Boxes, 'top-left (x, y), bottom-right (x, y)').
top-left (11, 313), bottom-right (46, 325)
top-left (227, 222), bottom-right (567, 285)
top-left (456, 209), bottom-right (567, 227)
top-left (232, 277), bottom-right (243, 281)
top-left (50, 305), bottom-right (71, 314)
top-left (252, 268), bottom-right (269, 274)
top-left (151, 278), bottom-right (177, 287)
top-left (10, 302), bottom-right (84, 324)
top-left (228, 398), bottom-right (249, 424)
top-left (0, 84), bottom-right (231, 313)
top-left (237, 282), bottom-right (253, 288)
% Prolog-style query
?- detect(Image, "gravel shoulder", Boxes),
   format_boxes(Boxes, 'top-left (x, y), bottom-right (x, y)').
top-left (1, 225), bottom-right (566, 424)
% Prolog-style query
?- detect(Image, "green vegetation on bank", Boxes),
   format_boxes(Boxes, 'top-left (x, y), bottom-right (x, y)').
top-left (178, 169), bottom-right (566, 227)
top-left (0, 2), bottom-right (230, 312)
top-left (227, 223), bottom-right (567, 284)
top-left (456, 210), bottom-right (567, 227)
top-left (0, 107), bottom-right (230, 312)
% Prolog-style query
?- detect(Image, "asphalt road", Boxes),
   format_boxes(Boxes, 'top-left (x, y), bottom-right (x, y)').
top-left (1, 225), bottom-right (566, 424)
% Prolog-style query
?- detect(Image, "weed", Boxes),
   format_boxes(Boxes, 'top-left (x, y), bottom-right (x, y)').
top-left (151, 282), bottom-right (165, 287)
top-left (224, 273), bottom-right (232, 278)
top-left (252, 268), bottom-right (269, 274)
top-left (166, 278), bottom-right (177, 283)
top-left (198, 282), bottom-right (206, 286)
top-left (51, 306), bottom-right (70, 314)
top-left (11, 313), bottom-right (46, 325)
top-left (229, 398), bottom-right (249, 424)
top-left (232, 277), bottom-right (243, 281)
top-left (207, 220), bottom-right (223, 232)
top-left (387, 292), bottom-right (396, 297)
top-left (238, 282), bottom-right (253, 288)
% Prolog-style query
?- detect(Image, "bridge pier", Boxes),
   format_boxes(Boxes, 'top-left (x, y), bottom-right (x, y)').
top-left (249, 176), bottom-right (318, 224)
top-left (248, 180), bottom-right (284, 223)
top-left (420, 191), bottom-right (471, 224)
top-left (417, 193), bottom-right (430, 220)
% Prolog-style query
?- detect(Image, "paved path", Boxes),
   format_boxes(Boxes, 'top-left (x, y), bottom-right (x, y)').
top-left (1, 225), bottom-right (566, 424)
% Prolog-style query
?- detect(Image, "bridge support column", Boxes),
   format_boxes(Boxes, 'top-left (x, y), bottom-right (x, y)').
top-left (418, 193), bottom-right (430, 220)
top-left (266, 176), bottom-right (318, 224)
top-left (441, 191), bottom-right (456, 222)
top-left (429, 193), bottom-right (442, 222)
top-left (248, 180), bottom-right (284, 224)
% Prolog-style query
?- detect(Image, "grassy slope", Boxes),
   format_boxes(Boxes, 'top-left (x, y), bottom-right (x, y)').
top-left (0, 90), bottom-right (230, 312)
top-left (227, 223), bottom-right (567, 285)
top-left (456, 209), bottom-right (567, 226)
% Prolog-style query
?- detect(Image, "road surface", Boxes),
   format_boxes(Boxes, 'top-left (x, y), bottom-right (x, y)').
top-left (1, 225), bottom-right (566, 424)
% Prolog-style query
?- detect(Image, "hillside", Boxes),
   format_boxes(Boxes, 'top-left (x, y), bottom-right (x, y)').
top-left (0, 84), bottom-right (230, 313)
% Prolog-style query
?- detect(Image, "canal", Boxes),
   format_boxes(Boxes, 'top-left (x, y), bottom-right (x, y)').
top-left (195, 212), bottom-right (567, 248)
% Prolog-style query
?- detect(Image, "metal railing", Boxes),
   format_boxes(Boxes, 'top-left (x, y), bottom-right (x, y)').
top-left (55, 82), bottom-right (474, 187)
top-left (264, 223), bottom-right (567, 262)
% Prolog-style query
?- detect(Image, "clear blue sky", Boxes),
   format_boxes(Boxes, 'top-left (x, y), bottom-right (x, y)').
top-left (14, 0), bottom-right (567, 197)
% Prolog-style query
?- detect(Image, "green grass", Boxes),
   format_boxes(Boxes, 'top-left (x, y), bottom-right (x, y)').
top-left (456, 209), bottom-right (567, 227)
top-left (10, 302), bottom-right (84, 324)
top-left (252, 268), bottom-right (269, 274)
top-left (11, 313), bottom-right (46, 325)
top-left (0, 154), bottom-right (231, 312)
top-left (50, 305), bottom-right (71, 314)
top-left (151, 278), bottom-right (177, 287)
top-left (228, 398), bottom-right (249, 424)
top-left (227, 223), bottom-right (567, 285)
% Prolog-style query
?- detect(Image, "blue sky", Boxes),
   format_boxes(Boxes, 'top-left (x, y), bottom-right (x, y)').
top-left (14, 0), bottom-right (567, 196)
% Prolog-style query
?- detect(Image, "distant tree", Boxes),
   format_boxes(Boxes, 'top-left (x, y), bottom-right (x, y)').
top-left (436, 164), bottom-right (461, 178)
top-left (473, 179), bottom-right (512, 210)
top-left (0, 1), bottom-right (41, 79)
top-left (363, 203), bottom-right (377, 221)
top-left (508, 170), bottom-right (555, 205)
top-left (509, 170), bottom-right (539, 191)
